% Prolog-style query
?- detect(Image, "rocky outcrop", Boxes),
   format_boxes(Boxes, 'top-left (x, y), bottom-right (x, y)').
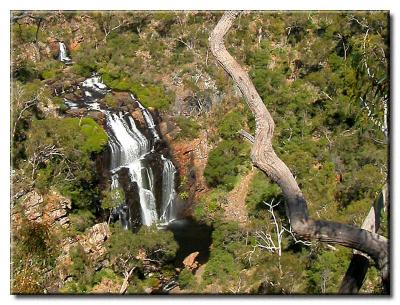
top-left (183, 251), bottom-right (200, 271)
top-left (77, 222), bottom-right (111, 268)
top-left (19, 189), bottom-right (71, 228)
top-left (159, 124), bottom-right (210, 208)
top-left (56, 222), bottom-right (111, 285)
top-left (21, 190), bottom-right (44, 222)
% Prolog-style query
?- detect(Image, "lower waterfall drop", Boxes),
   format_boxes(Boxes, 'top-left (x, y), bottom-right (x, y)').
top-left (160, 156), bottom-right (177, 223)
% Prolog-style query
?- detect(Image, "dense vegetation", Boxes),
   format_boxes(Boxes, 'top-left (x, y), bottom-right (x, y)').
top-left (11, 11), bottom-right (388, 294)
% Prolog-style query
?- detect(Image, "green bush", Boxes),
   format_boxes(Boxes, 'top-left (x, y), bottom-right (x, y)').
top-left (245, 171), bottom-right (282, 218)
top-left (107, 224), bottom-right (178, 273)
top-left (217, 110), bottom-right (245, 139)
top-left (204, 139), bottom-right (251, 190)
top-left (178, 268), bottom-right (196, 290)
top-left (26, 117), bottom-right (107, 210)
top-left (175, 116), bottom-right (201, 139)
top-left (202, 248), bottom-right (240, 286)
top-left (69, 210), bottom-right (96, 233)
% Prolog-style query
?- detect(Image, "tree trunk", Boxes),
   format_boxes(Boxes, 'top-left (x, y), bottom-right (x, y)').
top-left (209, 11), bottom-right (389, 293)
top-left (339, 184), bottom-right (388, 293)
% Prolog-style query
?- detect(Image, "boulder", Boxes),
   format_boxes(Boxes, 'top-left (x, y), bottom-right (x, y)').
top-left (43, 190), bottom-right (72, 228)
top-left (22, 190), bottom-right (44, 222)
top-left (78, 222), bottom-right (111, 267)
top-left (183, 251), bottom-right (200, 271)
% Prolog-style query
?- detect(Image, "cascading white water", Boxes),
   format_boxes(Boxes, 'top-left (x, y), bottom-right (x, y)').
top-left (130, 94), bottom-right (160, 142)
top-left (82, 75), bottom-right (108, 92)
top-left (111, 174), bottom-right (129, 229)
top-left (105, 111), bottom-right (159, 226)
top-left (58, 42), bottom-right (72, 64)
top-left (160, 156), bottom-right (177, 223)
top-left (65, 76), bottom-right (178, 227)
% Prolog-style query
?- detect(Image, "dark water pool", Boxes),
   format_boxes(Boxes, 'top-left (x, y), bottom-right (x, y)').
top-left (166, 218), bottom-right (213, 266)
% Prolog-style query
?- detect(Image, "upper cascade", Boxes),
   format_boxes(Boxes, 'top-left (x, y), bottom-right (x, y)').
top-left (58, 42), bottom-right (72, 65)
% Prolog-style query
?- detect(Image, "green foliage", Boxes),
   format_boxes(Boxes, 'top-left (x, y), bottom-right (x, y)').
top-left (107, 224), bottom-right (178, 274)
top-left (204, 139), bottom-right (251, 190)
top-left (130, 82), bottom-right (174, 110)
top-left (11, 217), bottom-right (60, 294)
top-left (193, 188), bottom-right (227, 223)
top-left (12, 23), bottom-right (42, 43)
top-left (101, 187), bottom-right (125, 211)
top-left (92, 268), bottom-right (118, 285)
top-left (178, 268), bottom-right (196, 290)
top-left (59, 244), bottom-right (96, 293)
top-left (175, 116), bottom-right (201, 139)
top-left (11, 11), bottom-right (389, 294)
top-left (13, 218), bottom-right (59, 268)
top-left (103, 93), bottom-right (118, 108)
top-left (69, 210), bottom-right (96, 233)
top-left (217, 110), bottom-right (245, 139)
top-left (246, 171), bottom-right (282, 218)
top-left (202, 221), bottom-right (246, 288)
top-left (26, 117), bottom-right (107, 210)
top-left (306, 247), bottom-right (351, 293)
top-left (203, 248), bottom-right (239, 286)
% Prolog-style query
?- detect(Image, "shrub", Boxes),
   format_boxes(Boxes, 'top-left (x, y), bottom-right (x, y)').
top-left (107, 224), bottom-right (178, 273)
top-left (178, 268), bottom-right (196, 290)
top-left (26, 117), bottom-right (107, 210)
top-left (204, 139), bottom-right (251, 190)
top-left (175, 116), bottom-right (201, 139)
top-left (217, 110), bottom-right (245, 139)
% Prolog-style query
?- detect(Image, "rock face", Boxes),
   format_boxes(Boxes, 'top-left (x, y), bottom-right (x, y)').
top-left (78, 222), bottom-right (111, 268)
top-left (56, 222), bottom-right (111, 285)
top-left (20, 189), bottom-right (71, 227)
top-left (21, 190), bottom-right (44, 222)
top-left (159, 124), bottom-right (210, 210)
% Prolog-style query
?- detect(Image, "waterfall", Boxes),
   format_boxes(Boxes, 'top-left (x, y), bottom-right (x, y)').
top-left (63, 76), bottom-right (179, 228)
top-left (130, 94), bottom-right (160, 142)
top-left (82, 75), bottom-right (108, 92)
top-left (111, 174), bottom-right (129, 229)
top-left (58, 42), bottom-right (72, 64)
top-left (105, 111), bottom-right (158, 226)
top-left (160, 156), bottom-right (177, 223)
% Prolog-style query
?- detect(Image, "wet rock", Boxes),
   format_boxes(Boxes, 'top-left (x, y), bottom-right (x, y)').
top-left (66, 108), bottom-right (88, 117)
top-left (160, 127), bottom-right (210, 207)
top-left (88, 110), bottom-right (106, 125)
top-left (131, 108), bottom-right (146, 130)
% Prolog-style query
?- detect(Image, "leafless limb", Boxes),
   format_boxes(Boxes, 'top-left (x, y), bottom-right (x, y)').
top-left (12, 86), bottom-right (43, 136)
top-left (28, 144), bottom-right (65, 178)
top-left (119, 266), bottom-right (136, 294)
